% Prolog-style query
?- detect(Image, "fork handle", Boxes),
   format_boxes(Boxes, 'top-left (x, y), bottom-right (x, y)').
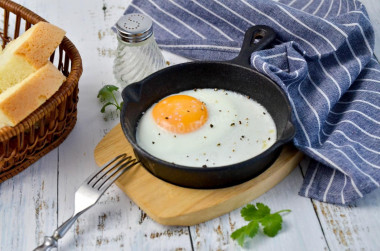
top-left (34, 214), bottom-right (80, 251)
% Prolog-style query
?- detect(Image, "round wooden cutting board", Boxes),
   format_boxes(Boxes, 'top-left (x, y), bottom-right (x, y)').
top-left (94, 124), bottom-right (303, 226)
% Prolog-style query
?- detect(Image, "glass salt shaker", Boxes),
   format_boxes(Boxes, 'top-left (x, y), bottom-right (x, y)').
top-left (113, 13), bottom-right (166, 89)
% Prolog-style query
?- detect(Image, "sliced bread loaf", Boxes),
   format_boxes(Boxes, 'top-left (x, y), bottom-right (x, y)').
top-left (0, 22), bottom-right (65, 93)
top-left (0, 62), bottom-right (66, 128)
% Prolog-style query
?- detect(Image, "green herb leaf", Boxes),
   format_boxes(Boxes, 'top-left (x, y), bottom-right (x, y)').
top-left (100, 102), bottom-right (116, 113)
top-left (231, 202), bottom-right (290, 247)
top-left (241, 203), bottom-right (270, 221)
top-left (261, 213), bottom-right (282, 237)
top-left (97, 85), bottom-right (119, 101)
top-left (231, 226), bottom-right (247, 246)
top-left (97, 84), bottom-right (122, 114)
top-left (245, 220), bottom-right (259, 238)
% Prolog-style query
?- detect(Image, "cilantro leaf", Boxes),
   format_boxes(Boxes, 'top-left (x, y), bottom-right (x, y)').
top-left (261, 213), bottom-right (283, 237)
top-left (231, 226), bottom-right (247, 246)
top-left (97, 84), bottom-right (122, 113)
top-left (245, 220), bottom-right (259, 238)
top-left (100, 102), bottom-right (117, 113)
top-left (231, 202), bottom-right (291, 247)
top-left (97, 85), bottom-right (119, 101)
top-left (241, 202), bottom-right (270, 221)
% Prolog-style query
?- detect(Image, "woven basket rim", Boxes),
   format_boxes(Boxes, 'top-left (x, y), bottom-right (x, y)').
top-left (0, 0), bottom-right (83, 141)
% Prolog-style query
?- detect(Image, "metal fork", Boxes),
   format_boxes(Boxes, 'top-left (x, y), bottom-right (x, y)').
top-left (34, 153), bottom-right (139, 251)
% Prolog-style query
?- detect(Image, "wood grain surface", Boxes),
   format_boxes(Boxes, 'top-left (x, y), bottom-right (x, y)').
top-left (94, 124), bottom-right (303, 226)
top-left (0, 0), bottom-right (379, 250)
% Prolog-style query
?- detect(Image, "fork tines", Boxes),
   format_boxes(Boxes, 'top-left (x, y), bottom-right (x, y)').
top-left (89, 154), bottom-right (139, 191)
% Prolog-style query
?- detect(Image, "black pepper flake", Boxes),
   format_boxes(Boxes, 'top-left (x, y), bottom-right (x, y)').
top-left (210, 124), bottom-right (214, 128)
top-left (204, 136), bottom-right (207, 139)
top-left (187, 110), bottom-right (190, 112)
top-left (268, 137), bottom-right (271, 140)
top-left (152, 141), bottom-right (155, 144)
top-left (232, 149), bottom-right (235, 152)
top-left (158, 133), bottom-right (161, 136)
top-left (174, 135), bottom-right (177, 138)
top-left (186, 155), bottom-right (189, 158)
top-left (217, 143), bottom-right (221, 146)
top-left (225, 93), bottom-right (228, 95)
top-left (239, 121), bottom-right (242, 125)
top-left (242, 135), bottom-right (245, 138)
top-left (263, 112), bottom-right (266, 115)
top-left (206, 159), bottom-right (209, 162)
top-left (194, 88), bottom-right (198, 92)
top-left (202, 165), bottom-right (208, 168)
top-left (230, 123), bottom-right (235, 126)
top-left (165, 117), bottom-right (169, 120)
top-left (219, 110), bottom-right (222, 112)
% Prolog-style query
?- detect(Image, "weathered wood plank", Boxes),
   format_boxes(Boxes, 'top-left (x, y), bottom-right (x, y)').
top-left (190, 160), bottom-right (329, 251)
top-left (0, 150), bottom-right (58, 250)
top-left (361, 0), bottom-right (380, 58)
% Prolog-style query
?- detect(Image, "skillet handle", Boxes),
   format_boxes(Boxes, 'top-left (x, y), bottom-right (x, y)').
top-left (229, 25), bottom-right (276, 68)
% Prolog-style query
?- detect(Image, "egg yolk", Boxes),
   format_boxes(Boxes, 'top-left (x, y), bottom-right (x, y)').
top-left (152, 95), bottom-right (208, 133)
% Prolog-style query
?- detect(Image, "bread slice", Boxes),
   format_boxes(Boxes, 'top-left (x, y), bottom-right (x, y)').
top-left (0, 22), bottom-right (65, 93)
top-left (0, 62), bottom-right (66, 128)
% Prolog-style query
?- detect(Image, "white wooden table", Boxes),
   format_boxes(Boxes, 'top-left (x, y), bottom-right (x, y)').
top-left (1, 0), bottom-right (380, 250)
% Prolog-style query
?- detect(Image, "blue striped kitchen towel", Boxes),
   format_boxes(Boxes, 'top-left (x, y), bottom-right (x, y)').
top-left (120, 0), bottom-right (380, 205)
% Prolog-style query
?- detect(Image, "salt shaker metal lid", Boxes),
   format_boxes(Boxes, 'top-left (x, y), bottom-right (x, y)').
top-left (115, 13), bottom-right (153, 43)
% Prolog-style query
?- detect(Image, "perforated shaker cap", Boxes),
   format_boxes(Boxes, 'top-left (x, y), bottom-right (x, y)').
top-left (115, 13), bottom-right (153, 43)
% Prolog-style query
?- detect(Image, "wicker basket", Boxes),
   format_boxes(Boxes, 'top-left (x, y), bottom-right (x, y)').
top-left (0, 0), bottom-right (82, 182)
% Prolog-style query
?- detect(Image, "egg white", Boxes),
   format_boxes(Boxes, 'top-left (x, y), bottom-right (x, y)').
top-left (136, 88), bottom-right (277, 167)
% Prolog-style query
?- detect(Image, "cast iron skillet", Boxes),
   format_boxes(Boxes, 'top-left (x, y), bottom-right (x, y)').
top-left (120, 26), bottom-right (295, 189)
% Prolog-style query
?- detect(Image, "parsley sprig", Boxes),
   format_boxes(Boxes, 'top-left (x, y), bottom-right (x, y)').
top-left (97, 85), bottom-right (123, 113)
top-left (231, 202), bottom-right (291, 246)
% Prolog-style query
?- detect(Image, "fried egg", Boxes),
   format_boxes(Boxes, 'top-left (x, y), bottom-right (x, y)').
top-left (136, 88), bottom-right (276, 167)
